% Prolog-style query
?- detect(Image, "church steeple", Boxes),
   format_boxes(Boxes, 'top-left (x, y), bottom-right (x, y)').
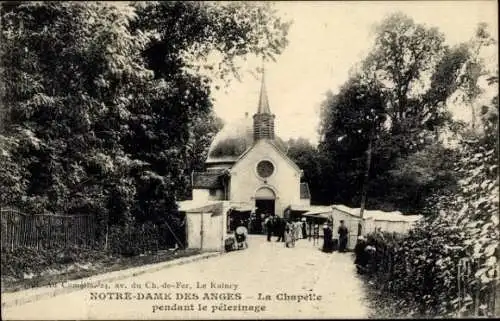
top-left (253, 67), bottom-right (275, 141)
top-left (257, 69), bottom-right (271, 114)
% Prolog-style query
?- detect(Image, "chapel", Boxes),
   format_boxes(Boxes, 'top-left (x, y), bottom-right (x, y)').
top-left (190, 73), bottom-right (311, 233)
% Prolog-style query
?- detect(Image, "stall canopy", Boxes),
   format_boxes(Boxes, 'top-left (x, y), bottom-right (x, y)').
top-left (288, 204), bottom-right (312, 213)
top-left (301, 206), bottom-right (334, 220)
top-left (332, 204), bottom-right (423, 222)
top-left (177, 200), bottom-right (222, 213)
top-left (229, 202), bottom-right (254, 212)
top-left (178, 200), bottom-right (254, 214)
top-left (302, 212), bottom-right (331, 219)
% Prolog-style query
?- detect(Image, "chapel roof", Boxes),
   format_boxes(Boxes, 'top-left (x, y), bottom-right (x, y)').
top-left (192, 169), bottom-right (227, 189)
top-left (206, 71), bottom-right (286, 165)
top-left (205, 117), bottom-right (287, 164)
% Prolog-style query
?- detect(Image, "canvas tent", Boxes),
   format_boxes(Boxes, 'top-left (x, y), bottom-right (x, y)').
top-left (332, 204), bottom-right (423, 235)
top-left (300, 205), bottom-right (361, 249)
top-left (177, 200), bottom-right (258, 251)
top-left (297, 204), bottom-right (423, 250)
top-left (177, 201), bottom-right (232, 251)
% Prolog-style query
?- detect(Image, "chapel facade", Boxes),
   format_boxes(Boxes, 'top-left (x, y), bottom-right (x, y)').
top-left (191, 73), bottom-right (311, 233)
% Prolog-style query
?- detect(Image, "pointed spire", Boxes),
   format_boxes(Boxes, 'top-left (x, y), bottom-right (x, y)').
top-left (253, 60), bottom-right (275, 141)
top-left (257, 65), bottom-right (271, 114)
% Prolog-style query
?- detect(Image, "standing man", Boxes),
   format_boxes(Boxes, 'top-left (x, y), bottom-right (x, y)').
top-left (265, 214), bottom-right (273, 242)
top-left (338, 220), bottom-right (349, 252)
top-left (276, 217), bottom-right (286, 242)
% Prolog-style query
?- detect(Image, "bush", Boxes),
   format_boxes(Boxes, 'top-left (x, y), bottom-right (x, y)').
top-left (1, 246), bottom-right (107, 279)
top-left (364, 138), bottom-right (498, 318)
top-left (107, 222), bottom-right (161, 257)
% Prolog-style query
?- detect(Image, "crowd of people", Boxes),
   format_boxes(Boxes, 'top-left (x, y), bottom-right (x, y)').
top-left (230, 211), bottom-right (379, 272)
top-left (263, 215), bottom-right (308, 248)
top-left (261, 214), bottom-right (353, 254)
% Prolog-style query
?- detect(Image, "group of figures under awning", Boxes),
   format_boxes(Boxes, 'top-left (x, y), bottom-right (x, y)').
top-left (226, 202), bottom-right (423, 241)
top-left (285, 204), bottom-right (423, 250)
top-left (177, 200), bottom-right (423, 252)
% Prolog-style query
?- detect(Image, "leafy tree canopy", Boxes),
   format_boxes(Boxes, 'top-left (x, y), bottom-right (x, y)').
top-left (0, 1), bottom-right (290, 233)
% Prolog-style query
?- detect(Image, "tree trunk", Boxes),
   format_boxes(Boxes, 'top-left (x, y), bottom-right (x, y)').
top-left (471, 104), bottom-right (477, 133)
top-left (359, 127), bottom-right (374, 236)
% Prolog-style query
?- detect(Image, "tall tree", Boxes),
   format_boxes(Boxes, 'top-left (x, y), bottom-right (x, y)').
top-left (0, 1), bottom-right (290, 231)
top-left (316, 13), bottom-right (490, 213)
top-left (286, 137), bottom-right (322, 202)
top-left (361, 12), bottom-right (467, 155)
top-left (125, 1), bottom-right (290, 222)
top-left (317, 75), bottom-right (386, 206)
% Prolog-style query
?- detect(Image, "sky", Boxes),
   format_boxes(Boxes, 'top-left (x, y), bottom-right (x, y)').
top-left (210, 1), bottom-right (498, 144)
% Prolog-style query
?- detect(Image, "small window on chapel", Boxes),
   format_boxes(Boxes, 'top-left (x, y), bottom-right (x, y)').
top-left (257, 160), bottom-right (275, 178)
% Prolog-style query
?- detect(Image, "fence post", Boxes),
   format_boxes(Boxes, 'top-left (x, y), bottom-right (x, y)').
top-left (494, 268), bottom-right (499, 317)
top-left (10, 215), bottom-right (14, 252)
top-left (200, 212), bottom-right (204, 251)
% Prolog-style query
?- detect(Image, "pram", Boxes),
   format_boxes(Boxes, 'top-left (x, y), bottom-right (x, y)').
top-left (234, 226), bottom-right (248, 250)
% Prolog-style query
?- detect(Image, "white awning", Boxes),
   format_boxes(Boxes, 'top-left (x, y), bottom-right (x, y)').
top-left (229, 202), bottom-right (255, 212)
top-left (289, 204), bottom-right (332, 214)
top-left (288, 204), bottom-right (312, 212)
top-left (332, 204), bottom-right (423, 222)
top-left (177, 200), bottom-right (222, 212)
top-left (302, 212), bottom-right (331, 219)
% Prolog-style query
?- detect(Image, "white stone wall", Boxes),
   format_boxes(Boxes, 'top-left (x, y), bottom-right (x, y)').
top-left (300, 198), bottom-right (311, 207)
top-left (229, 140), bottom-right (301, 217)
top-left (192, 189), bottom-right (209, 202)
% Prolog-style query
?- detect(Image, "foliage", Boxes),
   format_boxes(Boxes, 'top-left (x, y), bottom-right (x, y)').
top-left (0, 1), bottom-right (289, 254)
top-left (286, 138), bottom-right (321, 184)
top-left (1, 246), bottom-right (108, 279)
top-left (316, 75), bottom-right (386, 206)
top-left (365, 133), bottom-right (499, 318)
top-left (453, 23), bottom-right (497, 132)
top-left (108, 222), bottom-right (158, 257)
top-left (314, 13), bottom-right (496, 213)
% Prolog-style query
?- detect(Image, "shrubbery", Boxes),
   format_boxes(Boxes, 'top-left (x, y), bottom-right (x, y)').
top-left (107, 222), bottom-right (161, 257)
top-left (1, 246), bottom-right (108, 279)
top-left (364, 137), bottom-right (498, 318)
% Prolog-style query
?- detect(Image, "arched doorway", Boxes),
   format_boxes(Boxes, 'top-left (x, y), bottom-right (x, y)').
top-left (253, 187), bottom-right (276, 234)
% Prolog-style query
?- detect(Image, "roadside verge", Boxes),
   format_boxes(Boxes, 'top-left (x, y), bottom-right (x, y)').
top-left (1, 251), bottom-right (221, 308)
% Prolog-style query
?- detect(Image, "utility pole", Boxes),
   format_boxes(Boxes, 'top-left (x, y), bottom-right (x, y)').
top-left (358, 124), bottom-right (375, 236)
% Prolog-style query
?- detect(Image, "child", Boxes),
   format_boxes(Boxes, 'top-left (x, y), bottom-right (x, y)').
top-left (313, 224), bottom-right (320, 246)
top-left (285, 222), bottom-right (294, 248)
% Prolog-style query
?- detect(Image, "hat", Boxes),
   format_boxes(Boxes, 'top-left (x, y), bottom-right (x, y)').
top-left (301, 217), bottom-right (306, 222)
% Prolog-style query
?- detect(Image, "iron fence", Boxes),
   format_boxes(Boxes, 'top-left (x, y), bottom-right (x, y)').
top-left (365, 237), bottom-right (498, 317)
top-left (1, 208), bottom-right (187, 254)
top-left (1, 208), bottom-right (97, 251)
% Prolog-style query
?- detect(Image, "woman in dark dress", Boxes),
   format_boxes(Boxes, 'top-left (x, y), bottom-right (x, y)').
top-left (301, 218), bottom-right (308, 239)
top-left (322, 223), bottom-right (333, 253)
top-left (338, 220), bottom-right (349, 252)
